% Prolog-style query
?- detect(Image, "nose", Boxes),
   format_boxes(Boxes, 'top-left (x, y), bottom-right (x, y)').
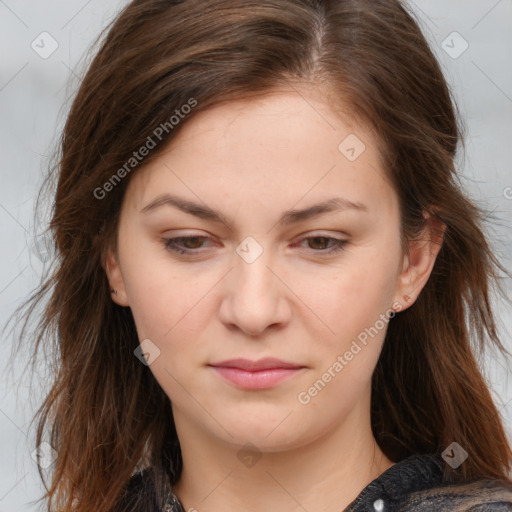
top-left (218, 246), bottom-right (291, 337)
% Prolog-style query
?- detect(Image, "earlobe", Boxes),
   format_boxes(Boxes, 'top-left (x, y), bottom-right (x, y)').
top-left (103, 247), bottom-right (130, 306)
top-left (393, 215), bottom-right (445, 312)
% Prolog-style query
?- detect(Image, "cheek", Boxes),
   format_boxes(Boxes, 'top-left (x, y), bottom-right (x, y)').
top-left (120, 238), bottom-right (220, 352)
top-left (292, 245), bottom-right (400, 343)
top-left (127, 268), bottom-right (213, 341)
top-left (291, 252), bottom-right (399, 409)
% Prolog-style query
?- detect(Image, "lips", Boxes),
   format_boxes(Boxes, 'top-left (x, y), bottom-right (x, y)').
top-left (208, 358), bottom-right (306, 390)
top-left (209, 357), bottom-right (304, 371)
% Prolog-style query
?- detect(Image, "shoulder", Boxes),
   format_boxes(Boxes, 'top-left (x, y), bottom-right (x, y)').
top-left (346, 454), bottom-right (512, 512)
top-left (401, 478), bottom-right (512, 511)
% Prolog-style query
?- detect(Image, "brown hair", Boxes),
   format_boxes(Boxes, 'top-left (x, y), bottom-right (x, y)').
top-left (11, 0), bottom-right (512, 510)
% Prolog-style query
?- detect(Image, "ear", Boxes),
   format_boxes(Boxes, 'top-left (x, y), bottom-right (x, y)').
top-left (103, 246), bottom-right (130, 306)
top-left (393, 214), bottom-right (445, 312)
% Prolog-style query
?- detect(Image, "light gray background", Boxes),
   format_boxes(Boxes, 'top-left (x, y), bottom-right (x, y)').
top-left (1, 1), bottom-right (511, 510)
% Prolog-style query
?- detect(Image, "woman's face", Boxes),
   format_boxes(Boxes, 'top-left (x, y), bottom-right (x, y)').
top-left (107, 88), bottom-right (429, 452)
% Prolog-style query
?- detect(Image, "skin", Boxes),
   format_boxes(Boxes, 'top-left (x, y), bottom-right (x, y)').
top-left (105, 86), bottom-right (443, 512)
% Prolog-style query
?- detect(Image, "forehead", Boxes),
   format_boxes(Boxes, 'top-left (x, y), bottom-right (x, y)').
top-left (123, 88), bottom-right (397, 221)
top-left (166, 88), bottom-right (363, 162)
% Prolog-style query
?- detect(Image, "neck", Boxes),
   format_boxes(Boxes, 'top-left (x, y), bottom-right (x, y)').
top-left (171, 396), bottom-right (394, 512)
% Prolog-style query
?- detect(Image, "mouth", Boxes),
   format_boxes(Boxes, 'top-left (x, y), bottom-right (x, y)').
top-left (208, 358), bottom-right (306, 390)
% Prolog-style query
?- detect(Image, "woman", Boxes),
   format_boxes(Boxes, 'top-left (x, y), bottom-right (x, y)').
top-left (19, 0), bottom-right (512, 510)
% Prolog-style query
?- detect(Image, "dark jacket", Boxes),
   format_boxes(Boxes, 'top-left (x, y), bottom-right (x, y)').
top-left (119, 454), bottom-right (512, 511)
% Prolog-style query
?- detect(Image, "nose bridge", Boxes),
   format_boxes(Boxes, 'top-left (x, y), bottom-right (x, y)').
top-left (233, 240), bottom-right (275, 305)
top-left (220, 236), bottom-right (289, 335)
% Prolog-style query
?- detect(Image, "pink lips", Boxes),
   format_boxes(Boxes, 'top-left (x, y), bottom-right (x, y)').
top-left (208, 358), bottom-right (305, 390)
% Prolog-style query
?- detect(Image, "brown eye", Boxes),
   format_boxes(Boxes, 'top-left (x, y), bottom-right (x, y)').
top-left (296, 235), bottom-right (347, 254)
top-left (182, 236), bottom-right (206, 249)
top-left (307, 236), bottom-right (331, 250)
top-left (162, 236), bottom-right (211, 255)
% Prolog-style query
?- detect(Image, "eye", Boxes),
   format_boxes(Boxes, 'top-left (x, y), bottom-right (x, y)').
top-left (297, 235), bottom-right (347, 253)
top-left (162, 236), bottom-right (212, 255)
top-left (161, 234), bottom-right (347, 257)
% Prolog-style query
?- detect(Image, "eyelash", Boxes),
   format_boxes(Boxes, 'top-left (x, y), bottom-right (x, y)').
top-left (162, 235), bottom-right (347, 256)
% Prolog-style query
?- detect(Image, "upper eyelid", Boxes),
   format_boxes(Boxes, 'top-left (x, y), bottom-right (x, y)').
top-left (163, 233), bottom-right (347, 241)
top-left (163, 233), bottom-right (347, 248)
top-left (162, 230), bottom-right (348, 239)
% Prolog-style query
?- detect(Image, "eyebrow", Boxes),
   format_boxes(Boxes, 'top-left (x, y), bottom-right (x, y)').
top-left (140, 193), bottom-right (367, 227)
